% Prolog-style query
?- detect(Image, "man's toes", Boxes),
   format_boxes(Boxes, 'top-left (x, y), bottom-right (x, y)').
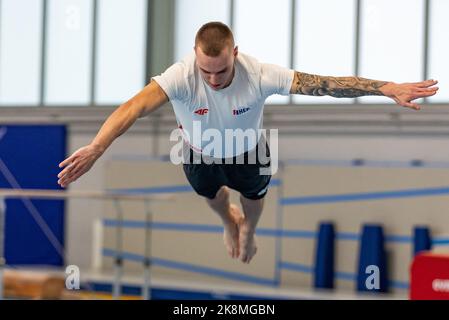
top-left (228, 246), bottom-right (235, 258)
top-left (233, 245), bottom-right (239, 258)
top-left (239, 242), bottom-right (257, 263)
top-left (246, 247), bottom-right (257, 264)
top-left (224, 235), bottom-right (239, 259)
top-left (240, 251), bottom-right (250, 263)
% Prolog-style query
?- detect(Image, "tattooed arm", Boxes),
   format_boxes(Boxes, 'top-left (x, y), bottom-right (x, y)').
top-left (290, 72), bottom-right (387, 97)
top-left (290, 71), bottom-right (439, 110)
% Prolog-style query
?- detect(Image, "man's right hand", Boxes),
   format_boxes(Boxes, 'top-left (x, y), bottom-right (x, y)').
top-left (56, 81), bottom-right (168, 189)
top-left (57, 144), bottom-right (104, 188)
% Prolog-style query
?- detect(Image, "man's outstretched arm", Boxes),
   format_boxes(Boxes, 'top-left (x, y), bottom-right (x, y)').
top-left (289, 71), bottom-right (439, 110)
top-left (57, 81), bottom-right (169, 188)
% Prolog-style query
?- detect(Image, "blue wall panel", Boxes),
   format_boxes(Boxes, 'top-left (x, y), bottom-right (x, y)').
top-left (0, 125), bottom-right (66, 266)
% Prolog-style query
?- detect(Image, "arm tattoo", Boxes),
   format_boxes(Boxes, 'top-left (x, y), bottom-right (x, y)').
top-left (290, 72), bottom-right (388, 98)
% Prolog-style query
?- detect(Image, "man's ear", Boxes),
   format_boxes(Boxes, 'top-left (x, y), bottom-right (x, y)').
top-left (233, 46), bottom-right (239, 57)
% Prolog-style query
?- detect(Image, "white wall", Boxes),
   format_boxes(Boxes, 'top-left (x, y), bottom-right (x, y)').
top-left (65, 126), bottom-right (449, 270)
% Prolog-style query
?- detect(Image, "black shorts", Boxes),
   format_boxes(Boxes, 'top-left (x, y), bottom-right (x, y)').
top-left (182, 142), bottom-right (271, 200)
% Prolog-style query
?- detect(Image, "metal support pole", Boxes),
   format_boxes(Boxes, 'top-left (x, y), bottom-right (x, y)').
top-left (112, 198), bottom-right (124, 299)
top-left (274, 162), bottom-right (284, 286)
top-left (354, 0), bottom-right (361, 104)
top-left (422, 0), bottom-right (430, 103)
top-left (90, 0), bottom-right (98, 105)
top-left (142, 199), bottom-right (152, 300)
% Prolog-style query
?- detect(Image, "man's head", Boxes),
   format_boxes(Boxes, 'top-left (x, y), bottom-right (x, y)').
top-left (194, 22), bottom-right (238, 91)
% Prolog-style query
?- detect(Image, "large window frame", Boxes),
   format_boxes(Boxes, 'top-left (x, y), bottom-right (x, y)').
top-left (0, 0), bottom-right (446, 109)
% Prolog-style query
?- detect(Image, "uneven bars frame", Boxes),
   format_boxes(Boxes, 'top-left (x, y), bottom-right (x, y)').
top-left (0, 188), bottom-right (172, 300)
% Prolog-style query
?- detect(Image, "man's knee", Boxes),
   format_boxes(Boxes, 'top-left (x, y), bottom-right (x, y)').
top-left (206, 185), bottom-right (228, 204)
top-left (213, 185), bottom-right (229, 201)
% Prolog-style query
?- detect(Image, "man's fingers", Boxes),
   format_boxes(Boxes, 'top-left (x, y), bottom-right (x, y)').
top-left (63, 165), bottom-right (85, 183)
top-left (58, 159), bottom-right (83, 178)
top-left (416, 79), bottom-right (438, 88)
top-left (423, 90), bottom-right (437, 97)
top-left (58, 163), bottom-right (84, 185)
top-left (393, 80), bottom-right (437, 109)
top-left (66, 170), bottom-right (86, 186)
top-left (58, 162), bottom-right (75, 178)
top-left (58, 176), bottom-right (70, 187)
top-left (58, 159), bottom-right (70, 168)
top-left (63, 165), bottom-right (89, 185)
top-left (416, 87), bottom-right (439, 93)
top-left (58, 162), bottom-right (86, 188)
top-left (59, 155), bottom-right (78, 168)
top-left (58, 163), bottom-right (80, 185)
top-left (59, 172), bottom-right (79, 188)
top-left (58, 176), bottom-right (70, 188)
top-left (412, 90), bottom-right (437, 99)
top-left (59, 176), bottom-right (74, 188)
top-left (403, 102), bottom-right (420, 110)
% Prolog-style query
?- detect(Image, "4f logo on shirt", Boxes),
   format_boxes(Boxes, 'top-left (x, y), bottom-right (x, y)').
top-left (194, 108), bottom-right (209, 115)
top-left (232, 107), bottom-right (251, 116)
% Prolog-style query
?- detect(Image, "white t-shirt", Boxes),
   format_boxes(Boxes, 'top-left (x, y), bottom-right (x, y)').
top-left (153, 52), bottom-right (294, 158)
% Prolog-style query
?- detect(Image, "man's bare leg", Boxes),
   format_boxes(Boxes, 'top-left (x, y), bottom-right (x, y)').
top-left (239, 195), bottom-right (264, 264)
top-left (206, 186), bottom-right (243, 258)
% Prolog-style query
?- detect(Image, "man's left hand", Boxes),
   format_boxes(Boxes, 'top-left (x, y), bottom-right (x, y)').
top-left (379, 79), bottom-right (439, 110)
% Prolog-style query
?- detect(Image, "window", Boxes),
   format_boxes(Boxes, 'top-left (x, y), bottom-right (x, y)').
top-left (45, 0), bottom-right (93, 105)
top-left (174, 0), bottom-right (230, 62)
top-left (0, 0), bottom-right (444, 108)
top-left (428, 0), bottom-right (449, 102)
top-left (95, 0), bottom-right (147, 105)
top-left (293, 0), bottom-right (356, 104)
top-left (234, 0), bottom-right (291, 104)
top-left (0, 0), bottom-right (43, 106)
top-left (359, 0), bottom-right (424, 104)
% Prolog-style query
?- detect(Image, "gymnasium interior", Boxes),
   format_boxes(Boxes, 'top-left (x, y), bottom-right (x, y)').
top-left (0, 0), bottom-right (448, 300)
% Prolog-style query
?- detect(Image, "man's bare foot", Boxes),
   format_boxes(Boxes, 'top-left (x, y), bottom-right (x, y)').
top-left (223, 204), bottom-right (243, 259)
top-left (238, 220), bottom-right (258, 264)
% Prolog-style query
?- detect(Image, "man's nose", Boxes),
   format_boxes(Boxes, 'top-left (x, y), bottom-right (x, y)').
top-left (210, 74), bottom-right (219, 84)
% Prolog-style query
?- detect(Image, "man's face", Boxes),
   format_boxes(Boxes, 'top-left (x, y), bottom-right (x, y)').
top-left (195, 45), bottom-right (238, 91)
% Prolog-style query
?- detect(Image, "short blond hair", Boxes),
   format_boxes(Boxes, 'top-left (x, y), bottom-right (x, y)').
top-left (195, 22), bottom-right (235, 57)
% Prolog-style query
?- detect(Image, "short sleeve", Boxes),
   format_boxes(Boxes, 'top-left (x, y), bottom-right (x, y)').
top-left (152, 62), bottom-right (187, 101)
top-left (260, 63), bottom-right (294, 98)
